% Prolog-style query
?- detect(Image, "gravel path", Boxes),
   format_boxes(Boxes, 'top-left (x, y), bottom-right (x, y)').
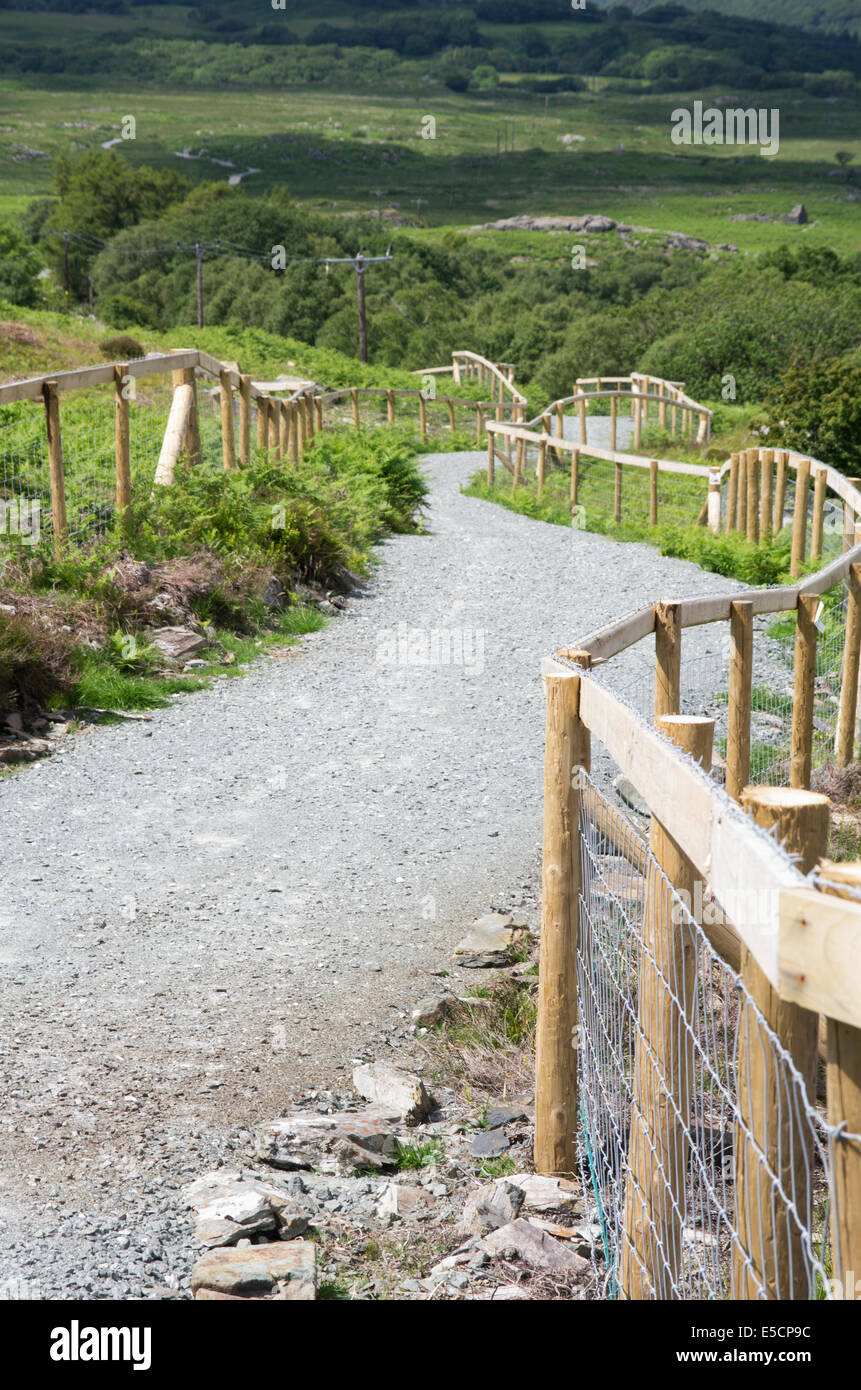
top-left (0, 432), bottom-right (749, 1299)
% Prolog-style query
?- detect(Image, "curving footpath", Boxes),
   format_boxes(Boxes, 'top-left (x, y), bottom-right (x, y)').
top-left (0, 431), bottom-right (754, 1298)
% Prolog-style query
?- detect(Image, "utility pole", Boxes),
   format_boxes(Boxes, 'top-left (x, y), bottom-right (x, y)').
top-left (195, 240), bottom-right (204, 329)
top-left (356, 251), bottom-right (367, 363)
top-left (62, 230), bottom-right (71, 307)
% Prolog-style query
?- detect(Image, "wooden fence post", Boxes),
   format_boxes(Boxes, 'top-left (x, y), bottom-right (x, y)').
top-left (654, 600), bottom-right (681, 720)
top-left (113, 366), bottom-right (131, 525)
top-left (42, 380), bottom-right (67, 556)
top-left (835, 563), bottom-right (861, 766)
top-left (419, 393), bottom-right (427, 442)
top-left (659, 389), bottom-right (667, 432)
top-left (219, 369), bottom-right (236, 472)
top-left (726, 453), bottom-right (738, 534)
top-left (760, 448), bottom-right (773, 541)
top-left (278, 400), bottom-right (289, 460)
top-left (620, 713), bottom-right (714, 1300)
top-left (737, 451), bottom-right (748, 536)
top-left (537, 437), bottom-right (547, 499)
top-left (171, 357), bottom-right (201, 466)
top-left (571, 448), bottom-right (579, 511)
top-left (614, 458), bottom-right (622, 524)
top-left (289, 403), bottom-right (299, 464)
top-left (475, 404), bottom-right (483, 447)
top-left (773, 450), bottom-right (788, 533)
top-left (790, 593), bottom-right (819, 789)
top-left (726, 600), bottom-right (754, 802)
top-left (746, 449), bottom-right (760, 544)
top-left (351, 387), bottom-right (360, 431)
top-left (447, 399), bottom-right (455, 433)
top-left (238, 374), bottom-right (251, 466)
top-left (578, 392), bottom-right (587, 445)
top-left (486, 434), bottom-right (495, 487)
top-left (811, 467), bottom-right (828, 562)
top-left (824, 969), bottom-right (861, 1297)
top-left (257, 395), bottom-right (269, 453)
top-left (734, 787), bottom-right (830, 1300)
top-left (387, 389), bottom-right (395, 426)
top-left (790, 458), bottom-right (811, 577)
top-left (649, 460), bottom-right (659, 528)
top-left (634, 392), bottom-right (642, 450)
top-left (610, 393), bottom-right (617, 453)
top-left (535, 658), bottom-right (591, 1175)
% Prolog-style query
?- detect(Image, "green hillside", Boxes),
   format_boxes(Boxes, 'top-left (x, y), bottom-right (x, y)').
top-left (612, 2), bottom-right (861, 40)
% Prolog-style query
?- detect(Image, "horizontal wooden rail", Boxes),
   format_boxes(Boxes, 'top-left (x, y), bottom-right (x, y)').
top-left (544, 659), bottom-right (861, 1029)
top-left (487, 421), bottom-right (711, 479)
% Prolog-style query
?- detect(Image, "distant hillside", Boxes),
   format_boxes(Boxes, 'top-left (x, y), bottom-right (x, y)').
top-left (607, 0), bottom-right (861, 41)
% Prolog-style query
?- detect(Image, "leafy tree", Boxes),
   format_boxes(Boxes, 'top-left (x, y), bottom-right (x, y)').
top-left (765, 358), bottom-right (861, 470)
top-left (0, 222), bottom-right (43, 308)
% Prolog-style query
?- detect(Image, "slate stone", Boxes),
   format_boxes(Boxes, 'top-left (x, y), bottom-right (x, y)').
top-left (469, 1130), bottom-right (510, 1158)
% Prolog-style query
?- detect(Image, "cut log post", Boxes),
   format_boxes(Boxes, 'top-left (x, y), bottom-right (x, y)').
top-left (571, 448), bottom-right (579, 511)
top-left (257, 395), bottom-right (268, 452)
top-left (790, 593), bottom-right (819, 789)
top-left (654, 600), bottom-right (681, 720)
top-left (760, 448), bottom-right (773, 541)
top-left (314, 397), bottom-right (323, 432)
top-left (578, 393), bottom-right (586, 445)
top-left (726, 453), bottom-right (738, 534)
top-left (475, 404), bottom-right (483, 447)
top-left (634, 393), bottom-right (642, 449)
top-left (620, 714), bottom-right (714, 1300)
top-left (279, 400), bottom-right (290, 460)
top-left (42, 380), bottom-right (67, 555)
top-left (238, 373), bottom-right (252, 466)
top-left (447, 399), bottom-right (455, 433)
top-left (659, 392), bottom-right (667, 431)
top-left (790, 458), bottom-right (811, 577)
top-left (746, 448), bottom-right (760, 544)
top-left (219, 369), bottom-right (236, 472)
top-left (649, 459), bottom-right (659, 527)
top-left (707, 469), bottom-right (721, 534)
top-left (613, 458), bottom-right (622, 524)
top-left (113, 365), bottom-right (131, 524)
top-left (153, 383), bottom-right (193, 488)
top-left (171, 357), bottom-right (201, 466)
top-left (835, 562), bottom-right (861, 766)
top-left (726, 600), bottom-right (753, 802)
top-left (734, 787), bottom-right (830, 1300)
top-left (810, 466), bottom-right (828, 562)
top-left (515, 435), bottom-right (525, 487)
top-left (419, 393), bottom-right (427, 442)
top-left (610, 393), bottom-right (617, 452)
top-left (537, 437), bottom-right (547, 499)
top-left (486, 434), bottom-right (495, 487)
top-left (534, 659), bottom-right (591, 1175)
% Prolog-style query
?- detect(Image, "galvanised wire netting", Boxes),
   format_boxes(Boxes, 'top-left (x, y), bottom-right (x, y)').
top-left (498, 431), bottom-right (707, 533)
top-left (576, 774), bottom-right (834, 1301)
top-left (0, 399), bottom-right (50, 566)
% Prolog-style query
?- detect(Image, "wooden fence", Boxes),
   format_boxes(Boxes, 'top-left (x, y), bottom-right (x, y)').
top-left (535, 464), bottom-right (861, 1298)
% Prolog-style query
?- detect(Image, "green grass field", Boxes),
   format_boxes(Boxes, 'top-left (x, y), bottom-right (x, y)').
top-left (1, 73), bottom-right (858, 251)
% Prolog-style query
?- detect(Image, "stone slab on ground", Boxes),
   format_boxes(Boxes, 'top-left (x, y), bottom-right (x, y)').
top-left (480, 1218), bottom-right (589, 1273)
top-left (454, 913), bottom-right (530, 967)
top-left (191, 1241), bottom-right (316, 1300)
top-left (352, 1061), bottom-right (431, 1122)
top-left (255, 1107), bottom-right (400, 1173)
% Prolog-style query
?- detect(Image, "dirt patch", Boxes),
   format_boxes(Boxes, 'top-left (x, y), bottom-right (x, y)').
top-left (0, 321), bottom-right (43, 349)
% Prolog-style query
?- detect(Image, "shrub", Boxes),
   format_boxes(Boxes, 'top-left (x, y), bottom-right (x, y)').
top-left (98, 333), bottom-right (146, 361)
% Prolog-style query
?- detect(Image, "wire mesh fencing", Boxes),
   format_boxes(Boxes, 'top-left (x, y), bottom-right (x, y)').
top-left (576, 774), bottom-right (834, 1301)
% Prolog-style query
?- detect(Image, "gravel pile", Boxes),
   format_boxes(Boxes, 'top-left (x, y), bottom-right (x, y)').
top-left (0, 437), bottom-right (756, 1299)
